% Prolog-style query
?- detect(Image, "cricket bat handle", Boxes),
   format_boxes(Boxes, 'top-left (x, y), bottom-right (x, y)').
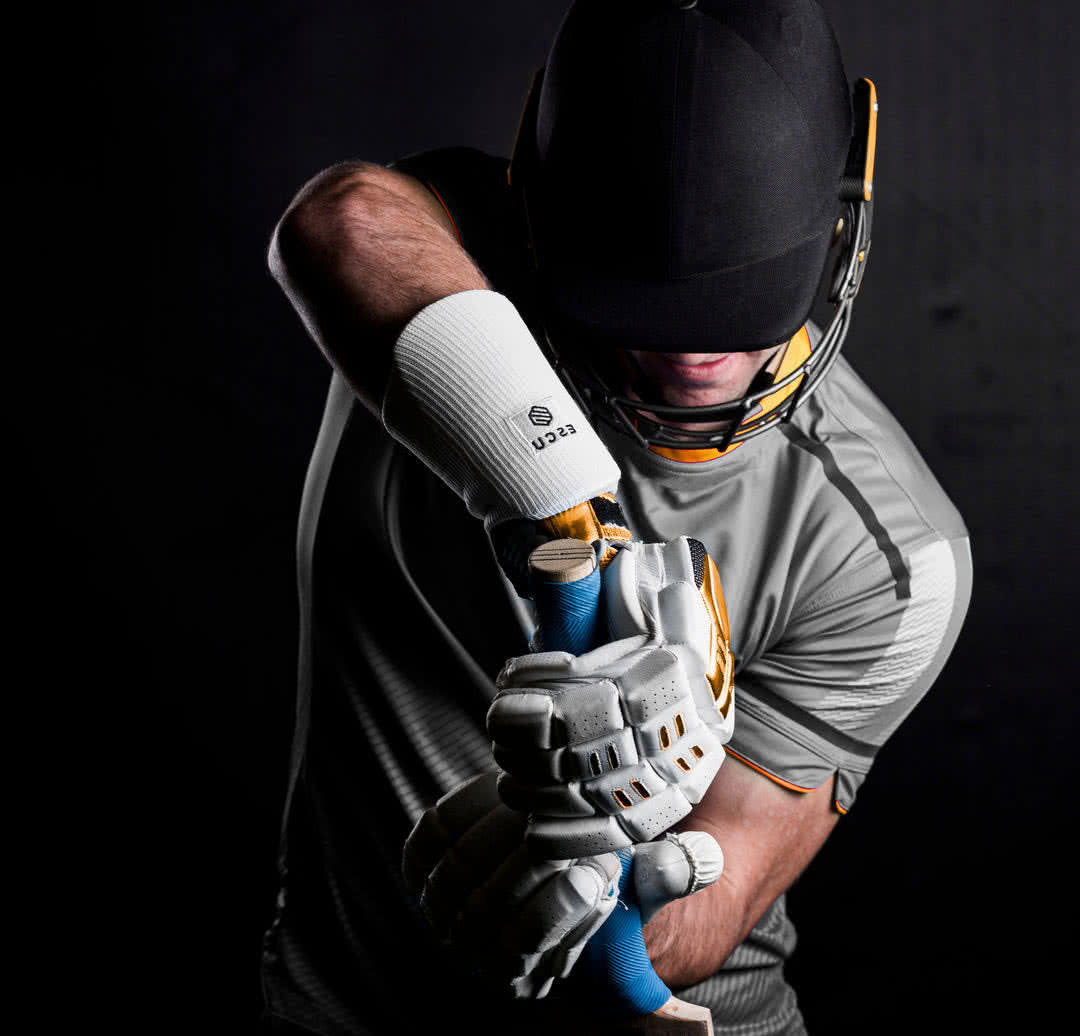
top-left (528, 539), bottom-right (714, 1036)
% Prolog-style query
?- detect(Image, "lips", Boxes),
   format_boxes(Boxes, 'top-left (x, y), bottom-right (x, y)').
top-left (654, 354), bottom-right (733, 382)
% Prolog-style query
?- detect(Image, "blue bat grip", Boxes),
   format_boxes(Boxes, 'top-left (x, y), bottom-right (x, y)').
top-left (575, 850), bottom-right (672, 1015)
top-left (531, 562), bottom-right (602, 654)
top-left (530, 547), bottom-right (672, 1016)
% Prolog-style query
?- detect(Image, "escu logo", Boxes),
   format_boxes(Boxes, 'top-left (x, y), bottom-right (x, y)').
top-left (532, 423), bottom-right (576, 450)
top-left (510, 397), bottom-right (580, 455)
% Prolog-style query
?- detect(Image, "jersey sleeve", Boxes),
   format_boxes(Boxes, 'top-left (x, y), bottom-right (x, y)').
top-left (727, 535), bottom-right (973, 813)
top-left (387, 146), bottom-right (534, 307)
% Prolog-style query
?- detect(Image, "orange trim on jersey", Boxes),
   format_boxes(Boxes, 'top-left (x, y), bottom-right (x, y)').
top-left (835, 800), bottom-right (849, 815)
top-left (725, 747), bottom-right (816, 793)
top-left (423, 180), bottom-right (462, 247)
top-left (647, 326), bottom-right (812, 464)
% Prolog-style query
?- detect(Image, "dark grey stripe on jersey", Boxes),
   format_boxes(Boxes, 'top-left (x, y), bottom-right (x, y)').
top-left (738, 671), bottom-right (879, 759)
top-left (779, 424), bottom-right (912, 600)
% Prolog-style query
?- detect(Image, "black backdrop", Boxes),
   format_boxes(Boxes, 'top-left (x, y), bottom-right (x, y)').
top-left (43, 1), bottom-right (1079, 1032)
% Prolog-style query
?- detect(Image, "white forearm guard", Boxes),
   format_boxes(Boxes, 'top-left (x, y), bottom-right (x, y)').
top-left (382, 290), bottom-right (621, 529)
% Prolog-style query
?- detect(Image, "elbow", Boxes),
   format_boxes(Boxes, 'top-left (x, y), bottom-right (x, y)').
top-left (267, 205), bottom-right (314, 292)
top-left (267, 162), bottom-right (384, 290)
top-left (266, 215), bottom-right (293, 288)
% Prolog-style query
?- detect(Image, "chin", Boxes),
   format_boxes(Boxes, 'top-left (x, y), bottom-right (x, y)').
top-left (626, 349), bottom-right (773, 409)
top-left (652, 373), bottom-right (744, 408)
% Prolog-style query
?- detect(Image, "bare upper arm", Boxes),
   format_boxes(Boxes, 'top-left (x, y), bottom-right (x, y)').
top-left (267, 160), bottom-right (487, 413)
top-left (644, 754), bottom-right (839, 986)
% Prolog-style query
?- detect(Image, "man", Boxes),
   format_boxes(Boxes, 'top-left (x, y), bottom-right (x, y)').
top-left (260, 2), bottom-right (972, 1033)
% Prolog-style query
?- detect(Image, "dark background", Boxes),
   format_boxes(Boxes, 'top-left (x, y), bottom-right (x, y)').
top-left (44, 1), bottom-right (1078, 1032)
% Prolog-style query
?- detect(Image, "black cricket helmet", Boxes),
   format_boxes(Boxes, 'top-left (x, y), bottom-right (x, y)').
top-left (508, 0), bottom-right (878, 454)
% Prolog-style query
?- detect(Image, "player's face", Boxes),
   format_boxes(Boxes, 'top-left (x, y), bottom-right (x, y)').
top-left (619, 346), bottom-right (785, 431)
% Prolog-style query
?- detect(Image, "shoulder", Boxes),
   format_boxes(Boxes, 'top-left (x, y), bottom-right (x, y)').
top-left (792, 355), bottom-right (967, 546)
top-left (728, 360), bottom-right (973, 810)
top-left (388, 147), bottom-right (532, 304)
top-left (388, 146), bottom-right (510, 221)
top-left (764, 355), bottom-right (968, 612)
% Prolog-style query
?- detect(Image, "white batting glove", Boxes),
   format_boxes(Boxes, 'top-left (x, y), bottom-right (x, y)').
top-left (402, 773), bottom-right (623, 999)
top-left (488, 538), bottom-right (735, 860)
top-left (401, 774), bottom-right (726, 1000)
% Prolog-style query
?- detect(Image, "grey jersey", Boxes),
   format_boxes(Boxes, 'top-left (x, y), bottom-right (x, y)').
top-left (601, 349), bottom-right (972, 815)
top-left (261, 149), bottom-right (971, 1036)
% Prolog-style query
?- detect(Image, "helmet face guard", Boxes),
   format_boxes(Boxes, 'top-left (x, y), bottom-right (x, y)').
top-left (509, 62), bottom-right (879, 454)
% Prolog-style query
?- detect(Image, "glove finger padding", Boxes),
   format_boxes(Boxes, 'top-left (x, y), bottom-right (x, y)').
top-left (402, 773), bottom-right (623, 998)
top-left (422, 801), bottom-right (532, 936)
top-left (489, 538), bottom-right (734, 859)
top-left (498, 855), bottom-right (618, 955)
top-left (402, 772), bottom-right (505, 903)
top-left (468, 852), bottom-right (623, 995)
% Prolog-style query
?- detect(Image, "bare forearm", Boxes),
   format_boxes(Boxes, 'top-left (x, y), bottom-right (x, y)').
top-left (643, 870), bottom-right (750, 988)
top-left (644, 763), bottom-right (840, 988)
top-left (268, 161), bottom-right (490, 414)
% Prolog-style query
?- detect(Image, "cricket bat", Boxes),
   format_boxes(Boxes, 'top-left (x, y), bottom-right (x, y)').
top-left (528, 538), bottom-right (714, 1036)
